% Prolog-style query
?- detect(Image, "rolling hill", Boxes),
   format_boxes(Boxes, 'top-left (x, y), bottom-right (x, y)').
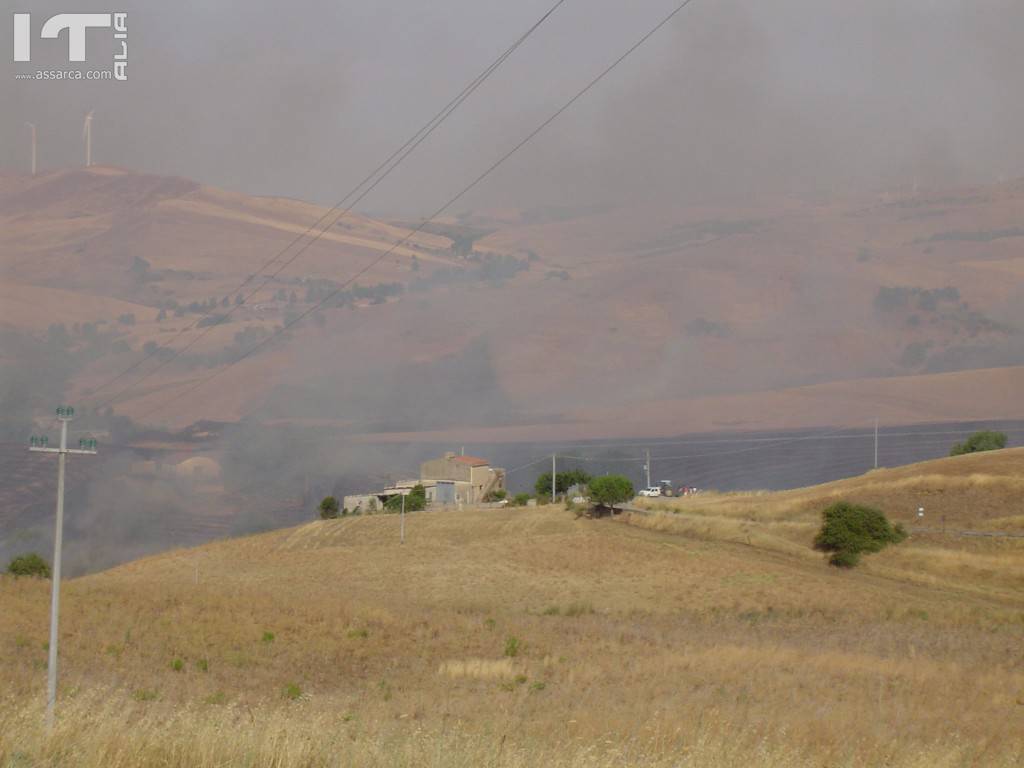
top-left (3, 167), bottom-right (1024, 438)
top-left (1, 449), bottom-right (1022, 766)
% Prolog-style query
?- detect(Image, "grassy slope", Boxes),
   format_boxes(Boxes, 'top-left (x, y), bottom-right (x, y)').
top-left (1, 452), bottom-right (1023, 766)
top-left (633, 446), bottom-right (1024, 601)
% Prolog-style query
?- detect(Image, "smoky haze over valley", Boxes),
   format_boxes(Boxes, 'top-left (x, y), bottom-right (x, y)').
top-left (4, 6), bottom-right (1024, 763)
top-left (4, 0), bottom-right (1024, 575)
top-left (3, 1), bottom-right (1024, 213)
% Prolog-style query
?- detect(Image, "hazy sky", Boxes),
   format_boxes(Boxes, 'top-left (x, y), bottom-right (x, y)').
top-left (3, 0), bottom-right (1023, 214)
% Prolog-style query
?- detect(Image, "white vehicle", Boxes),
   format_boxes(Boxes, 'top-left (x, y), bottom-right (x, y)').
top-left (639, 486), bottom-right (664, 498)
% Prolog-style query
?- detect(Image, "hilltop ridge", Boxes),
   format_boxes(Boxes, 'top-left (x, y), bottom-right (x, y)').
top-left (3, 167), bottom-right (1024, 437)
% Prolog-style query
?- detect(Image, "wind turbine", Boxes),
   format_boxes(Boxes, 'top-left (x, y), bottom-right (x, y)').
top-left (82, 110), bottom-right (94, 167)
top-left (25, 122), bottom-right (36, 176)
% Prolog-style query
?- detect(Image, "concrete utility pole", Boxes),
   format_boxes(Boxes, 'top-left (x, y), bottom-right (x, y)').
top-left (26, 122), bottom-right (36, 176)
top-left (874, 418), bottom-right (879, 469)
top-left (645, 448), bottom-right (651, 489)
top-left (551, 454), bottom-right (556, 502)
top-left (400, 492), bottom-right (405, 545)
top-left (29, 406), bottom-right (97, 731)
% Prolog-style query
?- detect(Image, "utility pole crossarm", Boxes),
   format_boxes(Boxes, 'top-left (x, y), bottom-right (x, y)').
top-left (30, 447), bottom-right (97, 455)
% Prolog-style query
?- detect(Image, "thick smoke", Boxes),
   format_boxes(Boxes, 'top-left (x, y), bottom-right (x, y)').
top-left (3, 1), bottom-right (1024, 212)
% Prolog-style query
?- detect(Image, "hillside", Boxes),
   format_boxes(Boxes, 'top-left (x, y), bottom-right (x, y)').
top-left (1, 451), bottom-right (1022, 766)
top-left (3, 168), bottom-right (1024, 437)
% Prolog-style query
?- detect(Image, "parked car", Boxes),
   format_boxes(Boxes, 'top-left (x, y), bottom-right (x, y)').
top-left (639, 486), bottom-right (664, 498)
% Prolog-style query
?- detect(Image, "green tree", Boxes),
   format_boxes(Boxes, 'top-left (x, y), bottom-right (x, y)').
top-left (318, 496), bottom-right (340, 519)
top-left (534, 468), bottom-right (591, 498)
top-left (813, 501), bottom-right (907, 568)
top-left (588, 475), bottom-right (634, 512)
top-left (385, 484), bottom-right (427, 513)
top-left (407, 483), bottom-right (427, 511)
top-left (950, 430), bottom-right (1007, 457)
top-left (7, 553), bottom-right (51, 578)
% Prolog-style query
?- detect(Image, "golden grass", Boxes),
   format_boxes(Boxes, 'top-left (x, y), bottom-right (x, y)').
top-left (2, 693), bottom-right (1021, 768)
top-left (439, 658), bottom-right (520, 680)
top-left (2, 451), bottom-right (1023, 766)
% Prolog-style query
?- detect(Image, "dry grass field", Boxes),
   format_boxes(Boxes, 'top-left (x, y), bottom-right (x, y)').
top-left (2, 451), bottom-right (1023, 766)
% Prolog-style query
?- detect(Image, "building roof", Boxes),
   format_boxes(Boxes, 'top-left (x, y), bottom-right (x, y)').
top-left (450, 455), bottom-right (489, 467)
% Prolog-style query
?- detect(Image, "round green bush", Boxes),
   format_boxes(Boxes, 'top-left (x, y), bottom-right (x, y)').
top-left (318, 496), bottom-right (340, 519)
top-left (813, 501), bottom-right (907, 568)
top-left (949, 430), bottom-right (1007, 456)
top-left (7, 553), bottom-right (51, 578)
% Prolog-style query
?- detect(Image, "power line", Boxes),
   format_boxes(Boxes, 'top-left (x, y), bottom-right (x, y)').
top-left (558, 425), bottom-right (857, 463)
top-left (134, 0), bottom-right (704, 424)
top-left (499, 425), bottom-right (864, 486)
top-left (544, 425), bottom-right (1024, 451)
top-left (82, 0), bottom-right (568, 412)
top-left (505, 456), bottom-right (553, 475)
top-left (498, 423), bottom-right (1023, 487)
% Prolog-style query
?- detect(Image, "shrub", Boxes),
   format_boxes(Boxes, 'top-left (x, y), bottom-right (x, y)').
top-left (504, 636), bottom-right (521, 658)
top-left (950, 430), bottom-right (1007, 456)
top-left (384, 484), bottom-right (427, 513)
top-left (196, 314), bottom-right (228, 328)
top-left (406, 484), bottom-right (427, 511)
top-left (813, 501), bottom-right (907, 567)
top-left (261, 631), bottom-right (275, 644)
top-left (318, 496), bottom-right (339, 519)
top-left (7, 553), bottom-right (50, 578)
top-left (828, 548), bottom-right (861, 568)
top-left (283, 683), bottom-right (302, 701)
top-left (563, 601), bottom-right (595, 617)
top-left (512, 493), bottom-right (530, 507)
top-left (386, 485), bottom-right (426, 512)
top-left (484, 489), bottom-right (507, 502)
top-left (170, 658), bottom-right (184, 672)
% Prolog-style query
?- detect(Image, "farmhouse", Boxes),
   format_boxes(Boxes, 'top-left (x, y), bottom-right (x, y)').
top-left (419, 452), bottom-right (505, 505)
top-left (342, 452), bottom-right (505, 512)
